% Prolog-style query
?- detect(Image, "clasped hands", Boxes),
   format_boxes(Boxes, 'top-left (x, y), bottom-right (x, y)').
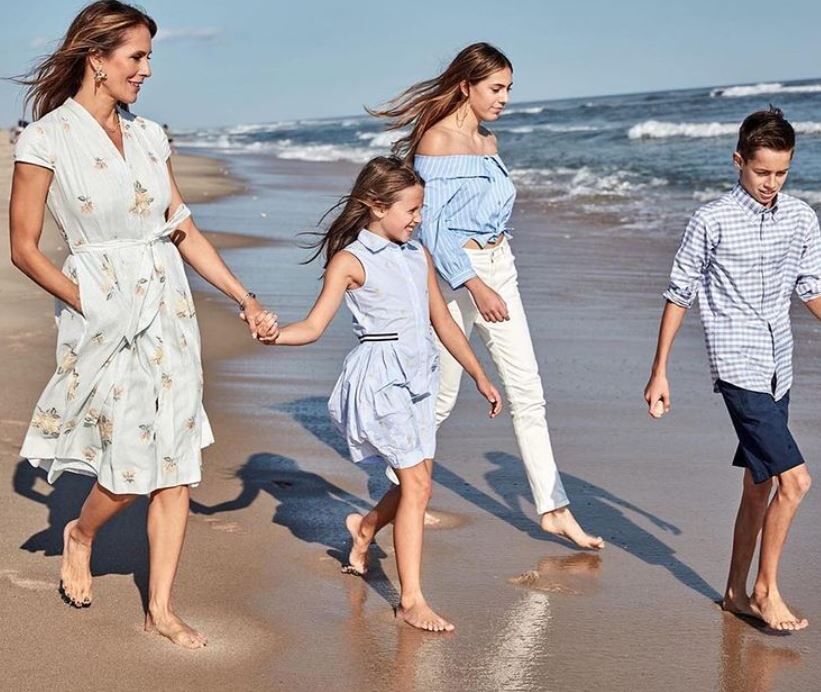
top-left (240, 299), bottom-right (279, 343)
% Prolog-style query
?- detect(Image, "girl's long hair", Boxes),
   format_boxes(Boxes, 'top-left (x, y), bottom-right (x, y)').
top-left (305, 156), bottom-right (423, 267)
top-left (368, 42), bottom-right (512, 160)
top-left (16, 1), bottom-right (157, 120)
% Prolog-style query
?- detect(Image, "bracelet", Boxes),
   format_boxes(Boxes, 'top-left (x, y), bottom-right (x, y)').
top-left (238, 291), bottom-right (256, 311)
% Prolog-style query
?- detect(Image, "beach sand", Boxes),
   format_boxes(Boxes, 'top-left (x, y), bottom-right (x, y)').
top-left (1, 146), bottom-right (819, 691)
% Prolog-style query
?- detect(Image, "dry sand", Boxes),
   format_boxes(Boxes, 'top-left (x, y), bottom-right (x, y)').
top-left (1, 146), bottom-right (819, 691)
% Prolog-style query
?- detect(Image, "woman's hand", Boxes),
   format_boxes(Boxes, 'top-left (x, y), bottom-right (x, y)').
top-left (465, 278), bottom-right (509, 323)
top-left (476, 376), bottom-right (503, 418)
top-left (240, 298), bottom-right (279, 342)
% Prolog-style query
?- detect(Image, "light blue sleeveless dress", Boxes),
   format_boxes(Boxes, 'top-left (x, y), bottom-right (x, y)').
top-left (328, 229), bottom-right (439, 469)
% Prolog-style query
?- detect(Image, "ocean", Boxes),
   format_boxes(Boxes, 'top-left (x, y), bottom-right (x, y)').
top-left (177, 78), bottom-right (821, 237)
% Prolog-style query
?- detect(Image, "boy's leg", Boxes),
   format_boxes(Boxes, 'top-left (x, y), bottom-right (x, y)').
top-left (394, 460), bottom-right (454, 632)
top-left (751, 463), bottom-right (812, 630)
top-left (722, 469), bottom-right (772, 615)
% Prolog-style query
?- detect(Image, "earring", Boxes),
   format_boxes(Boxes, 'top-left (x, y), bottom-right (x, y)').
top-left (94, 66), bottom-right (107, 86)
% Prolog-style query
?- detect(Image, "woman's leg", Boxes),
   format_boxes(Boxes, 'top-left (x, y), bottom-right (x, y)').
top-left (61, 482), bottom-right (138, 606)
top-left (472, 244), bottom-right (604, 549)
top-left (434, 287), bottom-right (479, 428)
top-left (144, 484), bottom-right (207, 649)
top-left (394, 460), bottom-right (454, 632)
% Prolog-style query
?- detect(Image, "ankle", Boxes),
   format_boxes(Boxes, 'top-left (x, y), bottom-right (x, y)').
top-left (70, 524), bottom-right (94, 547)
top-left (399, 592), bottom-right (425, 610)
top-left (752, 583), bottom-right (777, 600)
top-left (148, 601), bottom-right (173, 621)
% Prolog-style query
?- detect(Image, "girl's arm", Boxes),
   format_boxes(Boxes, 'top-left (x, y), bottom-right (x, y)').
top-left (10, 163), bottom-right (83, 312)
top-left (274, 251), bottom-right (363, 346)
top-left (164, 160), bottom-right (277, 340)
top-left (425, 250), bottom-right (501, 417)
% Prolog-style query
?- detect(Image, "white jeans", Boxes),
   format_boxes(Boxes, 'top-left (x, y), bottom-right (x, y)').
top-left (438, 238), bottom-right (569, 514)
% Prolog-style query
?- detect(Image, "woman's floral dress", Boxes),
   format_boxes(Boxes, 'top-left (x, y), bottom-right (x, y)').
top-left (14, 97), bottom-right (213, 494)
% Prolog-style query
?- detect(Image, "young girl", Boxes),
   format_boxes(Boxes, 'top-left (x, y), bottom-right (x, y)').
top-left (370, 43), bottom-right (603, 549)
top-left (272, 156), bottom-right (501, 632)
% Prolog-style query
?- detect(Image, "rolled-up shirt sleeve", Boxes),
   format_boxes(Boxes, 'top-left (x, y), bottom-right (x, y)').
top-left (663, 210), bottom-right (715, 308)
top-left (416, 177), bottom-right (477, 289)
top-left (795, 212), bottom-right (821, 302)
top-left (14, 123), bottom-right (55, 171)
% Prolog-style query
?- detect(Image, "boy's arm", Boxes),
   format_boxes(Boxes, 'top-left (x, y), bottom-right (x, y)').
top-left (644, 301), bottom-right (688, 416)
top-left (796, 213), bottom-right (821, 318)
top-left (274, 252), bottom-right (362, 346)
top-left (644, 211), bottom-right (714, 417)
top-left (425, 250), bottom-right (501, 417)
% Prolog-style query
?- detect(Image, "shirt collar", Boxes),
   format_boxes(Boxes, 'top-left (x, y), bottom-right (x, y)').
top-left (731, 182), bottom-right (779, 217)
top-left (357, 229), bottom-right (417, 253)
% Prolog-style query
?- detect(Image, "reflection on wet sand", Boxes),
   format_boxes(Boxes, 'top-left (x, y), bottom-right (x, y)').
top-left (510, 553), bottom-right (603, 595)
top-left (718, 613), bottom-right (802, 692)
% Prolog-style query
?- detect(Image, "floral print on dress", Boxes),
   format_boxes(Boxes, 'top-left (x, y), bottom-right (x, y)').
top-left (32, 407), bottom-right (61, 438)
top-left (162, 456), bottom-right (177, 473)
top-left (57, 347), bottom-right (78, 375)
top-left (94, 157), bottom-right (108, 170)
top-left (98, 415), bottom-right (113, 449)
top-left (139, 423), bottom-right (154, 442)
top-left (67, 370), bottom-right (80, 401)
top-left (161, 373), bottom-right (173, 390)
top-left (101, 253), bottom-right (120, 300)
top-left (129, 180), bottom-right (153, 217)
top-left (121, 470), bottom-right (136, 484)
top-left (78, 195), bottom-right (94, 214)
top-left (185, 417), bottom-right (196, 432)
top-left (83, 408), bottom-right (101, 427)
top-left (83, 447), bottom-right (97, 462)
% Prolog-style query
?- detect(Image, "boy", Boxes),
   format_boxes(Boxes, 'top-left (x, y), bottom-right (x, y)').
top-left (644, 107), bottom-right (821, 631)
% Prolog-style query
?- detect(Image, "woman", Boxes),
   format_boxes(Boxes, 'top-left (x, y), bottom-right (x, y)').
top-left (370, 43), bottom-right (603, 549)
top-left (10, 1), bottom-right (277, 648)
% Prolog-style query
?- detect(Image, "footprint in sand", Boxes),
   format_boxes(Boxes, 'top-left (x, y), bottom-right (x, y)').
top-left (0, 569), bottom-right (54, 592)
top-left (509, 553), bottom-right (602, 595)
top-left (199, 517), bottom-right (241, 533)
top-left (423, 509), bottom-right (469, 530)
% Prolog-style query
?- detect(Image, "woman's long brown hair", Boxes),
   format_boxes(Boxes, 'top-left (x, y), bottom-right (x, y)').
top-left (16, 1), bottom-right (157, 120)
top-left (368, 42), bottom-right (512, 159)
top-left (305, 156), bottom-right (423, 268)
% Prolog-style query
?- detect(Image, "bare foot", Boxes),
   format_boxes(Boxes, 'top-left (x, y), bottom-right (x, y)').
top-left (540, 507), bottom-right (604, 550)
top-left (59, 520), bottom-right (93, 608)
top-left (396, 599), bottom-right (455, 633)
top-left (720, 588), bottom-right (759, 620)
top-left (145, 610), bottom-right (208, 649)
top-left (750, 591), bottom-right (808, 632)
top-left (342, 513), bottom-right (370, 577)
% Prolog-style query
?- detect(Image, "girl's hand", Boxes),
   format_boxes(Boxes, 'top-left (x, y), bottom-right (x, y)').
top-left (476, 377), bottom-right (502, 418)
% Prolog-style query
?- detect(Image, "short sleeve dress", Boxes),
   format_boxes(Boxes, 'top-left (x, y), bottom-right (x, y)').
top-left (15, 97), bottom-right (213, 495)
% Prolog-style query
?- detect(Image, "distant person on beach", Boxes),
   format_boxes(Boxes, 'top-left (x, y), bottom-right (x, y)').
top-left (162, 123), bottom-right (175, 155)
top-left (10, 0), bottom-right (277, 649)
top-left (645, 107), bottom-right (821, 631)
top-left (269, 155), bottom-right (502, 632)
top-left (10, 119), bottom-right (28, 144)
top-left (371, 42), bottom-right (604, 549)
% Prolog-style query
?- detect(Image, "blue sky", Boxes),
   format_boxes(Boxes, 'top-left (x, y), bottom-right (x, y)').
top-left (1, 0), bottom-right (819, 128)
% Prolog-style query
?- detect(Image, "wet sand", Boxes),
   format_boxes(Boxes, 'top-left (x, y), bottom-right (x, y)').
top-left (1, 148), bottom-right (819, 690)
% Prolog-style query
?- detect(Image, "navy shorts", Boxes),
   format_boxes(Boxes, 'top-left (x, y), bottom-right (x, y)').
top-left (717, 380), bottom-right (805, 484)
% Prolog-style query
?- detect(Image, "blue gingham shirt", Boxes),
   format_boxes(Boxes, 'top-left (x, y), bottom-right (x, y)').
top-left (414, 154), bottom-right (516, 288)
top-left (665, 183), bottom-right (821, 400)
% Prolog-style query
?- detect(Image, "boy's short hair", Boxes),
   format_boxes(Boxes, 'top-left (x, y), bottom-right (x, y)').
top-left (736, 107), bottom-right (795, 160)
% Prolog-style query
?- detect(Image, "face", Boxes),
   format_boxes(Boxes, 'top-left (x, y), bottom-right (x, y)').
top-left (91, 24), bottom-right (153, 104)
top-left (464, 67), bottom-right (513, 121)
top-left (733, 147), bottom-right (793, 207)
top-left (373, 184), bottom-right (424, 244)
